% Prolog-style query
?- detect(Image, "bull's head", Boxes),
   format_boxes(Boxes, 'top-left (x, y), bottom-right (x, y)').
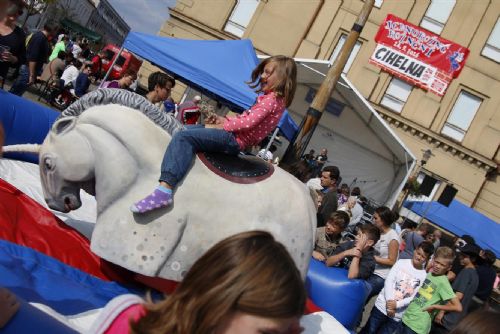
top-left (40, 117), bottom-right (96, 213)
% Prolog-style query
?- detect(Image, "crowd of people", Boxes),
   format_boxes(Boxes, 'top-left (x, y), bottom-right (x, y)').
top-left (1, 1), bottom-right (499, 333)
top-left (301, 160), bottom-right (499, 334)
top-left (1, 0), bottom-right (198, 119)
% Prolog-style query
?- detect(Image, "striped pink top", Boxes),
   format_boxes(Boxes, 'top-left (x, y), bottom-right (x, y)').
top-left (223, 91), bottom-right (285, 150)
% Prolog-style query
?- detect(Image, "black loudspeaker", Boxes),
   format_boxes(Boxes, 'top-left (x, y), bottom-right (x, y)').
top-left (438, 185), bottom-right (457, 207)
top-left (419, 175), bottom-right (437, 197)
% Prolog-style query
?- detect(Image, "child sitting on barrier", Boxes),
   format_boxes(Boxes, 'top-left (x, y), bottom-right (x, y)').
top-left (325, 223), bottom-right (380, 279)
top-left (312, 210), bottom-right (350, 261)
top-left (360, 241), bottom-right (434, 334)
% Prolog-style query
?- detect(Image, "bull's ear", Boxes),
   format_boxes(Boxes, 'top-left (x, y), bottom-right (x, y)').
top-left (52, 117), bottom-right (77, 135)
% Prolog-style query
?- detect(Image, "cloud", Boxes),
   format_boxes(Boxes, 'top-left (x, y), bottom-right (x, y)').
top-left (108, 0), bottom-right (176, 35)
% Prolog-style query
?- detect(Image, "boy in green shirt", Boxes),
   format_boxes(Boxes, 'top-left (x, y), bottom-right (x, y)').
top-left (401, 247), bottom-right (462, 334)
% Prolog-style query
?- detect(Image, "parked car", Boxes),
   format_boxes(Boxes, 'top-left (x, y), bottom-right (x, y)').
top-left (101, 44), bottom-right (142, 80)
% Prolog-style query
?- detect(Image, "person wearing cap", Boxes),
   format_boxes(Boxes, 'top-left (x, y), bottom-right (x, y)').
top-left (431, 243), bottom-right (480, 334)
top-left (447, 235), bottom-right (476, 282)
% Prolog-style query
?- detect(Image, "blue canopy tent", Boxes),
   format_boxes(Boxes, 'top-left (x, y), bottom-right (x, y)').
top-left (123, 32), bottom-right (259, 112)
top-left (404, 200), bottom-right (500, 257)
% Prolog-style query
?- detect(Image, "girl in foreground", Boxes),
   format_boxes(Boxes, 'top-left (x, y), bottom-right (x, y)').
top-left (93, 231), bottom-right (306, 334)
top-left (131, 56), bottom-right (297, 213)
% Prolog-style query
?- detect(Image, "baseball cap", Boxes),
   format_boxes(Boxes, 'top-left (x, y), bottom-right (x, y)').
top-left (458, 243), bottom-right (481, 257)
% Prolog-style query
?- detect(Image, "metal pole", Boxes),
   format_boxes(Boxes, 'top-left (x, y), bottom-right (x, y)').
top-left (263, 127), bottom-right (280, 158)
top-left (418, 200), bottom-right (434, 225)
top-left (282, 0), bottom-right (375, 163)
top-left (99, 45), bottom-right (124, 88)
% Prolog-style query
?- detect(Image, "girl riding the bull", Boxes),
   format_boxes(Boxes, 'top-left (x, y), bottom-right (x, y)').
top-left (131, 55), bottom-right (297, 214)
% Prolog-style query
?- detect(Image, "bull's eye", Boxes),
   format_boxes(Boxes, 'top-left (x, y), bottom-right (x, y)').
top-left (44, 157), bottom-right (55, 171)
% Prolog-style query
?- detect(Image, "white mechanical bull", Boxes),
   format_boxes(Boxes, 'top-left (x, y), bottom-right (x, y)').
top-left (14, 90), bottom-right (316, 281)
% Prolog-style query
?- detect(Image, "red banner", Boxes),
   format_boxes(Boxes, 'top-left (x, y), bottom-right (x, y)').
top-left (369, 14), bottom-right (469, 96)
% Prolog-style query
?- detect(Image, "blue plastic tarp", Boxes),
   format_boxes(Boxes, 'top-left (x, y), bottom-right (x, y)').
top-left (404, 200), bottom-right (500, 257)
top-left (123, 32), bottom-right (259, 112)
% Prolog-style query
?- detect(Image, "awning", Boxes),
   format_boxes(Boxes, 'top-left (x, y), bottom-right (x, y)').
top-left (123, 32), bottom-right (258, 112)
top-left (60, 18), bottom-right (101, 42)
top-left (405, 200), bottom-right (500, 257)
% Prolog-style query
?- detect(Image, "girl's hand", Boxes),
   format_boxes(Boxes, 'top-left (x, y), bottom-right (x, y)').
top-left (205, 123), bottom-right (224, 129)
top-left (204, 114), bottom-right (225, 125)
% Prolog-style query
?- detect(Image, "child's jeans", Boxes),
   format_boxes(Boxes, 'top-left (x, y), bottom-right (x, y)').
top-left (159, 126), bottom-right (240, 187)
top-left (365, 273), bottom-right (386, 299)
top-left (360, 306), bottom-right (400, 334)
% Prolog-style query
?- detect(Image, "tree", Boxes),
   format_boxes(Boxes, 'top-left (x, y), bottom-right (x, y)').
top-left (22, 0), bottom-right (58, 27)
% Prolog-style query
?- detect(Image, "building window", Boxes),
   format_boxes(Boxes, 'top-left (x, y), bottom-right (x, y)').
top-left (441, 91), bottom-right (482, 142)
top-left (408, 172), bottom-right (441, 202)
top-left (380, 78), bottom-right (413, 113)
top-left (420, 0), bottom-right (456, 34)
top-left (482, 18), bottom-right (500, 62)
top-left (224, 0), bottom-right (259, 37)
top-left (329, 34), bottom-right (362, 73)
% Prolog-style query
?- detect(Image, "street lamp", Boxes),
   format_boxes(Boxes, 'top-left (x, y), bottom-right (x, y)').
top-left (420, 148), bottom-right (433, 167)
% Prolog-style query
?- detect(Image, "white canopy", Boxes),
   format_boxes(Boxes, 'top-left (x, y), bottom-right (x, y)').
top-left (272, 57), bottom-right (416, 207)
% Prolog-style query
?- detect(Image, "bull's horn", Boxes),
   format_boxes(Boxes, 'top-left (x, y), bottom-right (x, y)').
top-left (2, 144), bottom-right (41, 154)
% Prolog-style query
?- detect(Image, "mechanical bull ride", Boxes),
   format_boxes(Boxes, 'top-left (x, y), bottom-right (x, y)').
top-left (29, 90), bottom-right (316, 281)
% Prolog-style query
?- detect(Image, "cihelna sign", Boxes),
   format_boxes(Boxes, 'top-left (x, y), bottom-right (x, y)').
top-left (369, 14), bottom-right (469, 96)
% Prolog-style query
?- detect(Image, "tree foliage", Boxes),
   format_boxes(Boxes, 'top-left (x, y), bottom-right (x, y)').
top-left (24, 0), bottom-right (58, 17)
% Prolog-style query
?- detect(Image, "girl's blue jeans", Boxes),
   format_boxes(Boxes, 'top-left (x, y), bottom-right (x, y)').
top-left (159, 125), bottom-right (240, 187)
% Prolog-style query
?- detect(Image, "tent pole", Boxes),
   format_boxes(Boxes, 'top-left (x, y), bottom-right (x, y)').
top-left (418, 200), bottom-right (433, 225)
top-left (99, 45), bottom-right (125, 88)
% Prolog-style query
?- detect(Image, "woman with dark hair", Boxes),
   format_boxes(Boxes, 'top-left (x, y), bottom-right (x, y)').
top-left (0, 0), bottom-right (26, 85)
top-left (366, 206), bottom-right (400, 298)
top-left (91, 231), bottom-right (306, 334)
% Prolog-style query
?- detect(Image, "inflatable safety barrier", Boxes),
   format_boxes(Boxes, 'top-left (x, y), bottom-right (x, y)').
top-left (306, 258), bottom-right (367, 330)
top-left (2, 299), bottom-right (78, 334)
top-left (0, 90), bottom-right (58, 163)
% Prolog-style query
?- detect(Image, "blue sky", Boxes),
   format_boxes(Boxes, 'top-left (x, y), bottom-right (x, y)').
top-left (108, 0), bottom-right (177, 35)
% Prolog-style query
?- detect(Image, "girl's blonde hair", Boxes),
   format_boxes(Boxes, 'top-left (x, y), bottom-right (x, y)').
top-left (248, 55), bottom-right (297, 107)
top-left (130, 231), bottom-right (306, 334)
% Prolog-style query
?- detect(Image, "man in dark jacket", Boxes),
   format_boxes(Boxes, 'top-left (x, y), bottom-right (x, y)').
top-left (317, 165), bottom-right (340, 227)
top-left (9, 24), bottom-right (53, 96)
